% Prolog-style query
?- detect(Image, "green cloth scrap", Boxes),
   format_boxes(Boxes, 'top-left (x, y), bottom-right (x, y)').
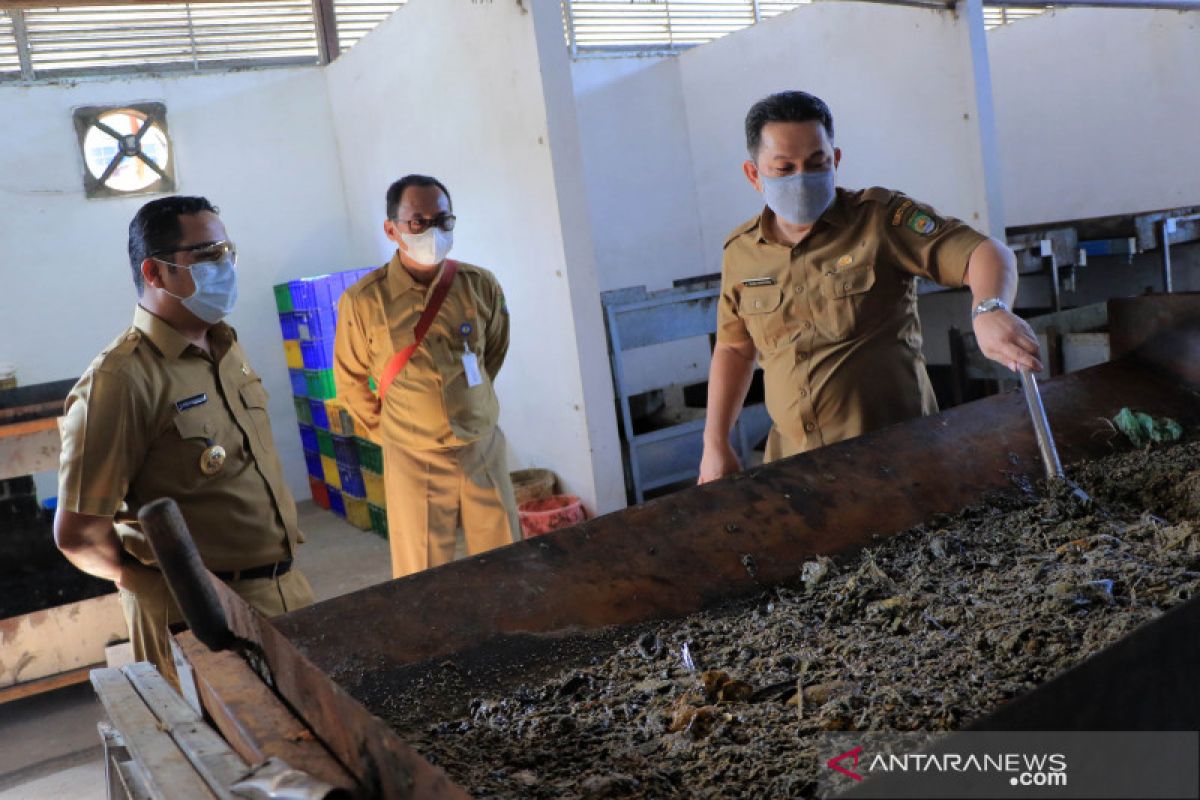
top-left (1113, 407), bottom-right (1183, 447)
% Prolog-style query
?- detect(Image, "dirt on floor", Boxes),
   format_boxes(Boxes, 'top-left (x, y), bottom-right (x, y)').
top-left (358, 437), bottom-right (1200, 800)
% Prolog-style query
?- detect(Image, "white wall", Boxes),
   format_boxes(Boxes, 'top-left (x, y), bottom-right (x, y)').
top-left (678, 1), bottom-right (995, 269)
top-left (325, 0), bottom-right (624, 513)
top-left (990, 8), bottom-right (1200, 226)
top-left (0, 67), bottom-right (354, 498)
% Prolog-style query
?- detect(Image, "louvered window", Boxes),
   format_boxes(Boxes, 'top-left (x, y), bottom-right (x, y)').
top-left (335, 0), bottom-right (406, 53)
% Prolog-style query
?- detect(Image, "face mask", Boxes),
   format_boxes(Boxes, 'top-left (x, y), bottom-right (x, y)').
top-left (401, 228), bottom-right (454, 266)
top-left (164, 256), bottom-right (238, 324)
top-left (760, 170), bottom-right (837, 226)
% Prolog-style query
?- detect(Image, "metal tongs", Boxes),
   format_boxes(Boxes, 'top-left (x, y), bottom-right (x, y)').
top-left (1019, 371), bottom-right (1092, 504)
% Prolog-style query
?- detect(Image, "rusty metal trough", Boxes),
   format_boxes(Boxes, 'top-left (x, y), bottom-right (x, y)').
top-left (175, 294), bottom-right (1200, 798)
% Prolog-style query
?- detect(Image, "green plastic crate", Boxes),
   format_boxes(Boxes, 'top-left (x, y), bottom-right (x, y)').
top-left (273, 283), bottom-right (293, 313)
top-left (316, 429), bottom-right (335, 459)
top-left (368, 503), bottom-right (388, 538)
top-left (355, 437), bottom-right (383, 473)
top-left (293, 395), bottom-right (312, 426)
top-left (304, 368), bottom-right (337, 400)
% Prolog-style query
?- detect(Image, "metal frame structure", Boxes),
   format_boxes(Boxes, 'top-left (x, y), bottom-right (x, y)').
top-left (602, 283), bottom-right (771, 505)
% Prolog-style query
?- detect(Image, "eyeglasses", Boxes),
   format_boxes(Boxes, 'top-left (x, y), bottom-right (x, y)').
top-left (152, 240), bottom-right (238, 268)
top-left (393, 214), bottom-right (456, 234)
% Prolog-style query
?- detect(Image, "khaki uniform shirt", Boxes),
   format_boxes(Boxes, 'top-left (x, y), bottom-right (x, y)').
top-left (334, 254), bottom-right (509, 451)
top-left (717, 186), bottom-right (988, 456)
top-left (58, 306), bottom-right (300, 572)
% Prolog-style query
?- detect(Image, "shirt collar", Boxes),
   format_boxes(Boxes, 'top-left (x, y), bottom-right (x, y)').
top-left (754, 187), bottom-right (852, 244)
top-left (132, 305), bottom-right (234, 360)
top-left (384, 250), bottom-right (449, 298)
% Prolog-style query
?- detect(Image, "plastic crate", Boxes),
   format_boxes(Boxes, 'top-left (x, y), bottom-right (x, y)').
top-left (362, 469), bottom-right (385, 508)
top-left (338, 463), bottom-right (365, 497)
top-left (328, 486), bottom-right (345, 517)
top-left (368, 503), bottom-right (388, 538)
top-left (293, 395), bottom-right (312, 426)
top-left (288, 369), bottom-right (307, 397)
top-left (326, 399), bottom-right (354, 436)
top-left (298, 423), bottom-right (318, 453)
top-left (301, 338), bottom-right (334, 370)
top-left (283, 340), bottom-right (303, 370)
top-left (322, 456), bottom-right (340, 489)
top-left (344, 493), bottom-right (372, 531)
top-left (273, 283), bottom-right (294, 313)
top-left (309, 397), bottom-right (330, 430)
top-left (278, 311), bottom-right (301, 340)
top-left (289, 279), bottom-right (317, 312)
top-left (316, 428), bottom-right (334, 458)
top-left (355, 437), bottom-right (384, 473)
top-left (297, 307), bottom-right (336, 342)
top-left (305, 369), bottom-right (337, 400)
top-left (309, 476), bottom-right (330, 509)
top-left (303, 449), bottom-right (323, 480)
top-left (333, 435), bottom-right (359, 468)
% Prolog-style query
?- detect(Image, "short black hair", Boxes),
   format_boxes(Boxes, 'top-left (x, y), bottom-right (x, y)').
top-left (128, 196), bottom-right (219, 296)
top-left (745, 91), bottom-right (835, 158)
top-left (386, 174), bottom-right (452, 220)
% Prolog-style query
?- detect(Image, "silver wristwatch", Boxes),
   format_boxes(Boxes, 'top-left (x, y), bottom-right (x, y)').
top-left (971, 297), bottom-right (1009, 320)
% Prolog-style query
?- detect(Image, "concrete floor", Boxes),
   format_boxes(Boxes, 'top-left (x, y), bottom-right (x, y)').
top-left (0, 501), bottom-right (390, 799)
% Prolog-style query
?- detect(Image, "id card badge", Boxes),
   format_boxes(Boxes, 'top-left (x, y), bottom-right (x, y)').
top-left (462, 348), bottom-right (483, 387)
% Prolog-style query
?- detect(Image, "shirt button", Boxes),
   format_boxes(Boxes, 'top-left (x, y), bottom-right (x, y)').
top-left (799, 388), bottom-right (808, 398)
top-left (805, 422), bottom-right (816, 432)
top-left (843, 282), bottom-right (852, 292)
top-left (754, 300), bottom-right (762, 308)
top-left (794, 286), bottom-right (803, 294)
top-left (798, 351), bottom-right (808, 360)
top-left (803, 321), bottom-right (813, 330)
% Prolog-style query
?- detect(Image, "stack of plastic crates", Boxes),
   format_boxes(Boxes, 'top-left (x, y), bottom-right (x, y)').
top-left (275, 268), bottom-right (381, 534)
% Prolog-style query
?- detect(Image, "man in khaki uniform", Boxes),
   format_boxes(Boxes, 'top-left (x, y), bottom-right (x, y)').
top-left (699, 91), bottom-right (1042, 480)
top-left (334, 174), bottom-right (519, 578)
top-left (55, 196), bottom-right (314, 687)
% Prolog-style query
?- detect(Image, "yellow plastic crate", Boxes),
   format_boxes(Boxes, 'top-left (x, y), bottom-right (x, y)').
top-left (283, 340), bottom-right (303, 370)
top-left (325, 399), bottom-right (347, 435)
top-left (362, 469), bottom-right (385, 508)
top-left (321, 455), bottom-right (340, 489)
top-left (344, 493), bottom-right (372, 531)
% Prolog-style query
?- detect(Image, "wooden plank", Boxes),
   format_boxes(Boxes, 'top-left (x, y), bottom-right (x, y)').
top-left (0, 592), bottom-right (126, 690)
top-left (0, 416), bottom-right (62, 480)
top-left (90, 667), bottom-right (216, 800)
top-left (0, 400), bottom-right (61, 424)
top-left (124, 663), bottom-right (248, 799)
top-left (172, 632), bottom-right (358, 794)
top-left (0, 664), bottom-right (95, 704)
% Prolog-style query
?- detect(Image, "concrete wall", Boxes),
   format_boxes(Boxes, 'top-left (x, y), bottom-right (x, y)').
top-left (0, 67), bottom-right (352, 499)
top-left (991, 8), bottom-right (1200, 226)
top-left (325, 0), bottom-right (624, 513)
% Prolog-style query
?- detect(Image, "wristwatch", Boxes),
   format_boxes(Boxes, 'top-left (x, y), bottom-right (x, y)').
top-left (971, 297), bottom-right (1009, 320)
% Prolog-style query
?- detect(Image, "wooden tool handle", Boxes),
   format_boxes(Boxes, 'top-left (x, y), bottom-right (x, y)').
top-left (137, 497), bottom-right (235, 652)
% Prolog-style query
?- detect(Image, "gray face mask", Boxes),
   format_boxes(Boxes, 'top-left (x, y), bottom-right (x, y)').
top-left (761, 170), bottom-right (836, 226)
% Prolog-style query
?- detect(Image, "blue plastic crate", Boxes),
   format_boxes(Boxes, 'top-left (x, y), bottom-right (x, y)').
top-left (309, 397), bottom-right (331, 430)
top-left (311, 274), bottom-right (339, 309)
top-left (289, 279), bottom-right (316, 311)
top-left (301, 338), bottom-right (335, 370)
top-left (338, 464), bottom-right (366, 498)
top-left (278, 312), bottom-right (300, 341)
top-left (328, 486), bottom-right (345, 517)
top-left (303, 448), bottom-right (323, 480)
top-left (288, 368), bottom-right (307, 397)
top-left (296, 307), bottom-right (337, 341)
top-left (298, 423), bottom-right (318, 453)
top-left (332, 434), bottom-right (359, 468)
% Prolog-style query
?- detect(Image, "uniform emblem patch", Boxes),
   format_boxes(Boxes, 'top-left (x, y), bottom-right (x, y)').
top-left (836, 254), bottom-right (854, 268)
top-left (891, 199), bottom-right (914, 227)
top-left (907, 211), bottom-right (938, 236)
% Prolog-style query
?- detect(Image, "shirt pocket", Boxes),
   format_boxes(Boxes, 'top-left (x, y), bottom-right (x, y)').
top-left (238, 378), bottom-right (272, 442)
top-left (739, 285), bottom-right (787, 352)
top-left (171, 408), bottom-right (227, 483)
top-left (818, 262), bottom-right (877, 341)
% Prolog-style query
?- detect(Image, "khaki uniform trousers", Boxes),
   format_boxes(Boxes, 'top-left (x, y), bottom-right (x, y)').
top-left (118, 562), bottom-right (314, 688)
top-left (383, 426), bottom-right (520, 579)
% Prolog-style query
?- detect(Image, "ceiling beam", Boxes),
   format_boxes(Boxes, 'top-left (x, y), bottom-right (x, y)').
top-left (0, 0), bottom-right (301, 8)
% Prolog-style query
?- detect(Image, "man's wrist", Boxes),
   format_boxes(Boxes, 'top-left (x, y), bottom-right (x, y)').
top-left (971, 296), bottom-right (1009, 321)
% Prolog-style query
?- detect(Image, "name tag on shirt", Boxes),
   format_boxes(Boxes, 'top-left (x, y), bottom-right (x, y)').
top-left (175, 393), bottom-right (208, 412)
top-left (741, 277), bottom-right (776, 287)
top-left (462, 351), bottom-right (483, 387)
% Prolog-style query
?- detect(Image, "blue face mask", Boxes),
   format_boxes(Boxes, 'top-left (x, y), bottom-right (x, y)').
top-left (165, 256), bottom-right (238, 324)
top-left (760, 170), bottom-right (837, 226)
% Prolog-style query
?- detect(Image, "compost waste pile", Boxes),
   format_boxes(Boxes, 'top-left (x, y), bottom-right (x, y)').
top-left (384, 438), bottom-right (1200, 799)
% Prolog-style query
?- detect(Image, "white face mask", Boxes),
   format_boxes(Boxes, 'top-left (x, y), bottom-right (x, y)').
top-left (400, 228), bottom-right (454, 266)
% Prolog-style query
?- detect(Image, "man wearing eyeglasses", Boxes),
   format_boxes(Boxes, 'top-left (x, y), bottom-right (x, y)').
top-left (54, 195), bottom-right (314, 687)
top-left (334, 174), bottom-right (519, 579)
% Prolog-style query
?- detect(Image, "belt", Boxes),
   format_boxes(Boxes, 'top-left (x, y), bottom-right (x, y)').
top-left (212, 558), bottom-right (293, 582)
